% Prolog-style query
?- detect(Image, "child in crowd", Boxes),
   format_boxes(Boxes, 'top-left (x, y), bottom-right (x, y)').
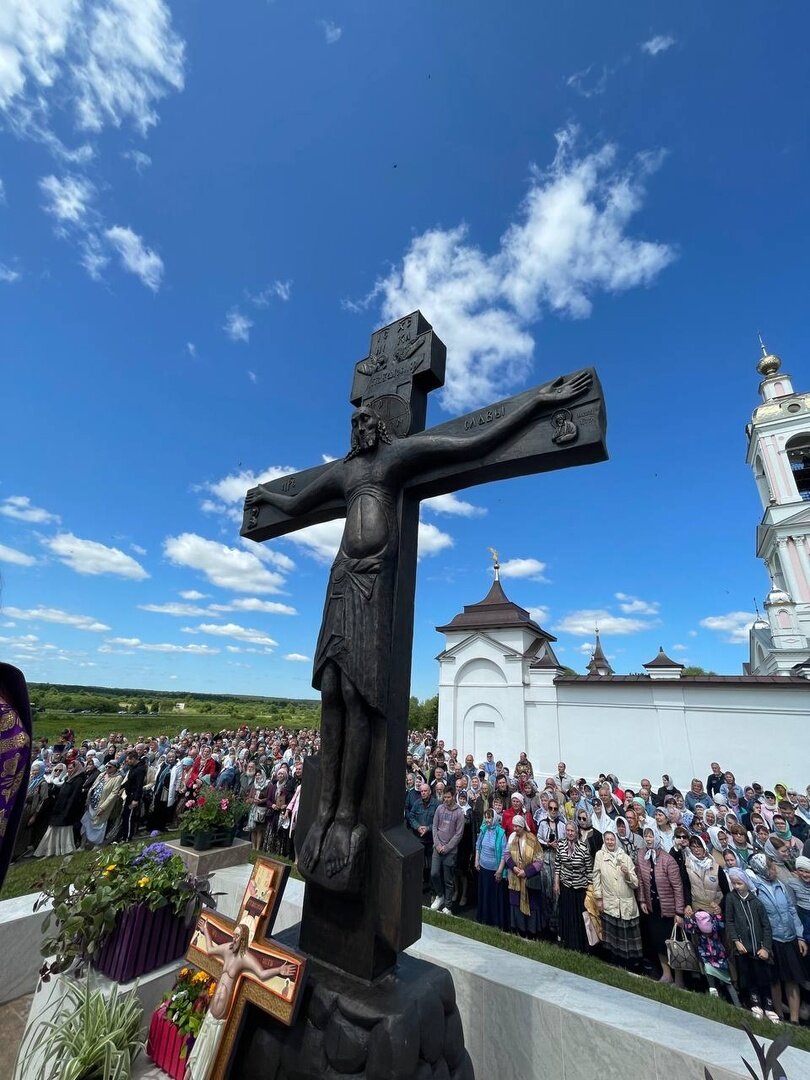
top-left (684, 904), bottom-right (740, 1006)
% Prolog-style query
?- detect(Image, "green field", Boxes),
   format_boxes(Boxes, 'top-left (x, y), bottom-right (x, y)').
top-left (32, 711), bottom-right (319, 744)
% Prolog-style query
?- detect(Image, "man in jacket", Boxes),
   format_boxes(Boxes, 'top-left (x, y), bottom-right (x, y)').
top-left (429, 789), bottom-right (465, 915)
top-left (407, 783), bottom-right (438, 889)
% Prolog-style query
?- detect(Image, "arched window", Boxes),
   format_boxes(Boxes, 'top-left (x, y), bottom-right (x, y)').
top-left (786, 433), bottom-right (810, 500)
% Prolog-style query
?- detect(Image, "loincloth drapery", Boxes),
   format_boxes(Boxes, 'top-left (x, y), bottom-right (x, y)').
top-left (312, 554), bottom-right (395, 715)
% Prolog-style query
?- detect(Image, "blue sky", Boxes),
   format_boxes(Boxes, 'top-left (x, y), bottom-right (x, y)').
top-left (2, 2), bottom-right (809, 698)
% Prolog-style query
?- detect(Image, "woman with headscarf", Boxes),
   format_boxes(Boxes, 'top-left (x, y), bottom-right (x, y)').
top-left (763, 837), bottom-right (795, 888)
top-left (80, 760), bottom-right (123, 847)
top-left (590, 798), bottom-right (616, 837)
top-left (247, 767), bottom-right (269, 850)
top-left (653, 807), bottom-right (675, 852)
top-left (614, 815), bottom-right (639, 860)
top-left (34, 759), bottom-right (86, 858)
top-left (12, 760), bottom-right (49, 860)
top-left (727, 822), bottom-right (751, 866)
top-left (725, 866), bottom-right (778, 1022)
top-left (593, 829), bottom-right (642, 967)
top-left (0, 661), bottom-right (32, 887)
top-left (708, 826), bottom-right (732, 869)
top-left (771, 813), bottom-right (802, 856)
top-left (748, 853), bottom-right (810, 1024)
top-left (453, 788), bottom-right (475, 909)
top-left (475, 807), bottom-right (507, 929)
top-left (636, 826), bottom-right (686, 985)
top-left (670, 826), bottom-right (693, 911)
top-left (554, 820), bottom-right (593, 952)
top-left (150, 749), bottom-right (180, 832)
top-left (684, 834), bottom-right (721, 913)
top-left (504, 815), bottom-right (544, 938)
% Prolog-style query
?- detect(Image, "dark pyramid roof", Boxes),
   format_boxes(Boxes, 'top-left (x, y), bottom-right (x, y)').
top-left (643, 646), bottom-right (685, 670)
top-left (436, 577), bottom-right (555, 640)
top-left (586, 632), bottom-right (614, 676)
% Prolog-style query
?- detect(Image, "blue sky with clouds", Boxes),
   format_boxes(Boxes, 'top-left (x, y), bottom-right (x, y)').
top-left (2, 2), bottom-right (809, 698)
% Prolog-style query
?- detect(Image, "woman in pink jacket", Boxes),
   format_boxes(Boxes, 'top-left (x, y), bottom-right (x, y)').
top-left (636, 826), bottom-right (686, 985)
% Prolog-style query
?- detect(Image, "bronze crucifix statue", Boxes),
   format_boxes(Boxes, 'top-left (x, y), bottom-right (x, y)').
top-left (243, 311), bottom-right (607, 979)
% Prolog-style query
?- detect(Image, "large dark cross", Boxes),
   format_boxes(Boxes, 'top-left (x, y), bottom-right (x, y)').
top-left (242, 311), bottom-right (607, 980)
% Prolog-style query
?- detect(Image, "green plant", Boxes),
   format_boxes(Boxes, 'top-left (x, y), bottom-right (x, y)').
top-left (180, 788), bottom-right (246, 834)
top-left (162, 966), bottom-right (217, 1045)
top-left (35, 840), bottom-right (215, 979)
top-left (19, 975), bottom-right (144, 1080)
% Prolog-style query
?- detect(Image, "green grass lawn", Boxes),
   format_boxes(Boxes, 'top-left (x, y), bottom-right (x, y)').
top-left (33, 712), bottom-right (320, 744)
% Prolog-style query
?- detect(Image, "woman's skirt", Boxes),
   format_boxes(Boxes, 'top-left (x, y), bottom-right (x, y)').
top-left (508, 888), bottom-right (542, 936)
top-left (477, 866), bottom-right (504, 928)
top-left (602, 912), bottom-right (643, 960)
top-left (771, 939), bottom-right (810, 987)
top-left (34, 826), bottom-right (75, 858)
top-left (558, 884), bottom-right (589, 951)
top-left (80, 809), bottom-right (107, 846)
top-left (643, 912), bottom-right (674, 957)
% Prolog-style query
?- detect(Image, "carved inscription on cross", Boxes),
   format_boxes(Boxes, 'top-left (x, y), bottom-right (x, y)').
top-left (183, 858), bottom-right (307, 1080)
top-left (242, 310), bottom-right (607, 981)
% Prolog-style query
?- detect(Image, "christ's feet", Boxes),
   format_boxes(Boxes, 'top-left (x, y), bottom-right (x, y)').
top-left (297, 816), bottom-right (329, 874)
top-left (323, 819), bottom-right (353, 878)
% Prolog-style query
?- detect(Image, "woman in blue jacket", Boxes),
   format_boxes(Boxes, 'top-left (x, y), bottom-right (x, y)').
top-left (749, 853), bottom-right (809, 1024)
top-left (475, 808), bottom-right (507, 929)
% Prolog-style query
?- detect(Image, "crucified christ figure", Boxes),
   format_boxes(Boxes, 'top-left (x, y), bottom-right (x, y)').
top-left (245, 369), bottom-right (591, 882)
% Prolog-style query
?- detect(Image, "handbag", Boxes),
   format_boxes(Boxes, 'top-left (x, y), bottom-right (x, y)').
top-left (666, 923), bottom-right (701, 972)
top-left (525, 871), bottom-right (543, 890)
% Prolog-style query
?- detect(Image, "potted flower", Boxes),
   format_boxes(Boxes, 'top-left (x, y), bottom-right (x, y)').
top-left (18, 974), bottom-right (144, 1080)
top-left (147, 966), bottom-right (217, 1079)
top-left (36, 841), bottom-right (216, 984)
top-left (179, 788), bottom-right (246, 850)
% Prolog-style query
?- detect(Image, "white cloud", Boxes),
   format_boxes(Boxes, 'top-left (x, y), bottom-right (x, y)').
top-left (199, 466), bottom-right (297, 521)
top-left (699, 611), bottom-right (756, 645)
top-left (566, 65), bottom-right (609, 99)
top-left (0, 0), bottom-right (185, 136)
top-left (0, 495), bottom-right (60, 524)
top-left (0, 263), bottom-right (20, 282)
top-left (688, 630), bottom-right (698, 638)
top-left (248, 370), bottom-right (258, 384)
top-left (555, 609), bottom-right (655, 635)
top-left (250, 279), bottom-right (292, 306)
top-left (105, 225), bottom-right (163, 290)
top-left (321, 20), bottom-right (342, 44)
top-left (357, 127), bottom-right (673, 411)
top-left (186, 342), bottom-right (196, 358)
top-left (284, 520), bottom-right (344, 564)
top-left (44, 532), bottom-right (149, 579)
top-left (107, 636), bottom-right (141, 646)
top-left (180, 589), bottom-right (207, 600)
top-left (224, 307), bottom-right (253, 343)
top-left (39, 173), bottom-right (95, 223)
top-left (284, 653), bottom-right (310, 662)
top-left (0, 543), bottom-right (36, 566)
top-left (80, 233), bottom-right (108, 279)
top-left (137, 642), bottom-right (218, 654)
top-left (5, 605), bottom-right (109, 631)
top-left (130, 543), bottom-right (147, 555)
top-left (641, 34), bottom-right (676, 56)
top-left (210, 597), bottom-right (296, 616)
top-left (183, 622), bottom-right (278, 647)
top-left (528, 606), bottom-right (550, 624)
top-left (614, 592), bottom-right (660, 615)
top-left (164, 532), bottom-right (286, 594)
top-left (671, 644), bottom-right (688, 652)
top-left (139, 602), bottom-right (208, 616)
top-left (422, 493), bottom-right (486, 518)
top-left (417, 521), bottom-right (454, 559)
top-left (122, 148), bottom-right (151, 171)
top-left (499, 557), bottom-right (547, 582)
top-left (241, 539), bottom-right (295, 572)
top-left (0, 178), bottom-right (5, 203)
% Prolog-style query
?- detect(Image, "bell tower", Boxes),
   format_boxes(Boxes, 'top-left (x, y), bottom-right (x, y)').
top-left (745, 338), bottom-right (810, 673)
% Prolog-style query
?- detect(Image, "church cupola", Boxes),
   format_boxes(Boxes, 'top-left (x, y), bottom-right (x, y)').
top-left (642, 646), bottom-right (684, 680)
top-left (585, 630), bottom-right (614, 677)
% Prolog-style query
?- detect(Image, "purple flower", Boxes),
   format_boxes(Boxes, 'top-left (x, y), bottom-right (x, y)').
top-left (150, 830), bottom-right (161, 837)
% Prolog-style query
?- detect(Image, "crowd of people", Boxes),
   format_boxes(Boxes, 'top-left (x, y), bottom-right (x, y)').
top-left (13, 721), bottom-right (810, 1028)
top-left (404, 739), bottom-right (810, 1027)
top-left (11, 725), bottom-right (316, 862)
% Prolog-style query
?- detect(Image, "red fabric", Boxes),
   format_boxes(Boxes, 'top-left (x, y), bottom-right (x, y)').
top-left (187, 755), bottom-right (216, 787)
top-left (636, 849), bottom-right (685, 917)
top-left (502, 807), bottom-right (537, 838)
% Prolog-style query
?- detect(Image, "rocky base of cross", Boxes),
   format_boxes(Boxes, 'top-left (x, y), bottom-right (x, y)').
top-left (228, 932), bottom-right (474, 1080)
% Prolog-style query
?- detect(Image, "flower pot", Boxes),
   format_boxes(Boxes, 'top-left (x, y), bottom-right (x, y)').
top-left (93, 904), bottom-right (194, 982)
top-left (193, 831), bottom-right (214, 852)
top-left (147, 1002), bottom-right (195, 1080)
top-left (212, 826), bottom-right (235, 848)
top-left (179, 830), bottom-right (194, 847)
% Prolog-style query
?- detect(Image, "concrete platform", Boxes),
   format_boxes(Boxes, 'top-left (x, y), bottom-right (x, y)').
top-left (164, 837), bottom-right (252, 878)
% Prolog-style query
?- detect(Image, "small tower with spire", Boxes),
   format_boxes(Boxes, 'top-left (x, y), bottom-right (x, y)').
top-left (745, 336), bottom-right (810, 674)
top-left (585, 629), bottom-right (614, 677)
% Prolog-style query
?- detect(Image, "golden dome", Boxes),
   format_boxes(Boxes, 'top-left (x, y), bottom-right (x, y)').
top-left (757, 352), bottom-right (782, 377)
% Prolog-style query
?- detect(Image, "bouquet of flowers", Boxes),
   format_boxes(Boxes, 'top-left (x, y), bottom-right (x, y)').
top-left (180, 788), bottom-right (246, 835)
top-left (163, 966), bottom-right (217, 1042)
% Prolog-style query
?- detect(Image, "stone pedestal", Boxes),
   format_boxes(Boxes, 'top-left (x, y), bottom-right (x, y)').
top-left (164, 837), bottom-right (252, 878)
top-left (226, 925), bottom-right (474, 1080)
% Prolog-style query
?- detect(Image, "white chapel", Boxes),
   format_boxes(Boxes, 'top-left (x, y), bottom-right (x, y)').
top-left (435, 345), bottom-right (810, 788)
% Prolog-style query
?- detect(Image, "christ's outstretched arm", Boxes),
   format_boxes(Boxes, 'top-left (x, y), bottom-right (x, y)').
top-left (245, 461), bottom-right (343, 516)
